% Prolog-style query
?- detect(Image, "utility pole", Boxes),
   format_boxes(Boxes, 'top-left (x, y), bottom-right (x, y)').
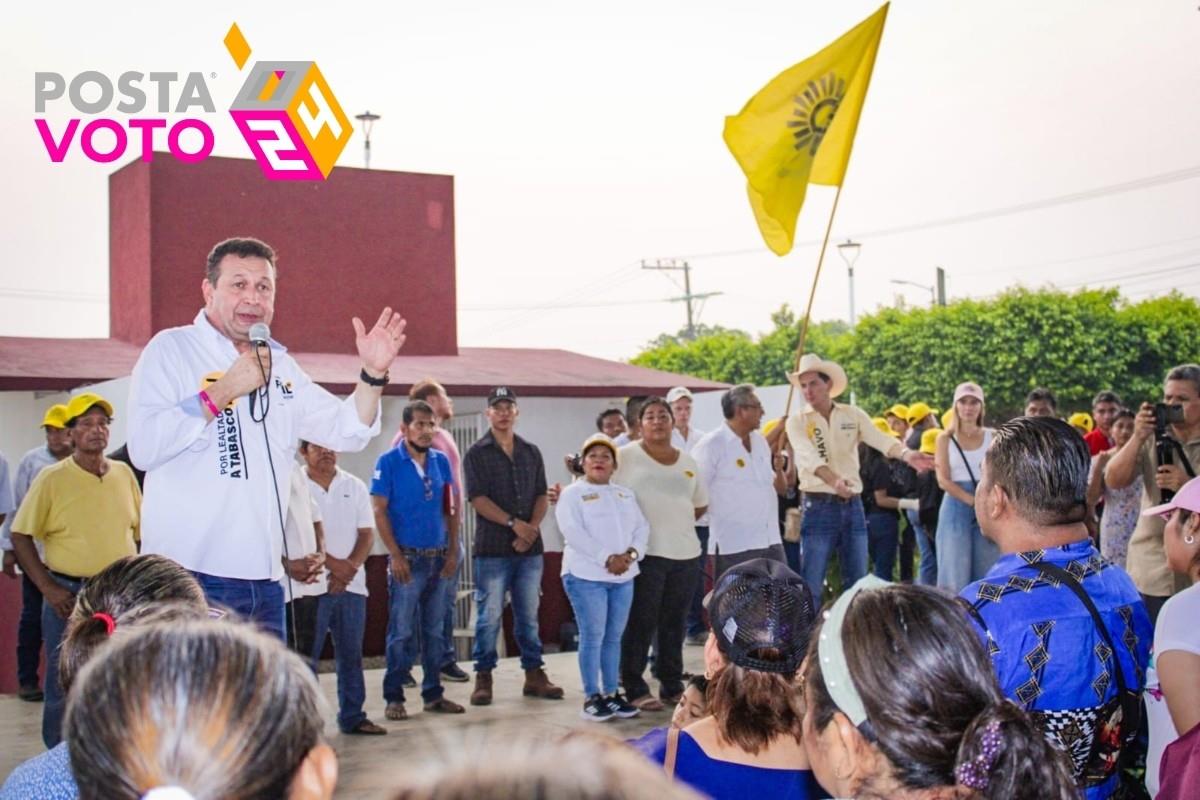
top-left (936, 266), bottom-right (947, 306)
top-left (641, 259), bottom-right (722, 339)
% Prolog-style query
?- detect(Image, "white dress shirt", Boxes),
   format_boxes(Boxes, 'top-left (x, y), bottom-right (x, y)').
top-left (128, 310), bottom-right (380, 580)
top-left (284, 463), bottom-right (328, 599)
top-left (555, 480), bottom-right (649, 583)
top-left (692, 424), bottom-right (780, 556)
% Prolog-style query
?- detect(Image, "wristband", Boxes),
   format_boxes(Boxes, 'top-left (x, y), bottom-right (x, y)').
top-left (360, 368), bottom-right (389, 387)
top-left (198, 390), bottom-right (221, 418)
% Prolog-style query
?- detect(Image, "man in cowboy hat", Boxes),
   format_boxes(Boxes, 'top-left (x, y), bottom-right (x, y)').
top-left (785, 354), bottom-right (931, 601)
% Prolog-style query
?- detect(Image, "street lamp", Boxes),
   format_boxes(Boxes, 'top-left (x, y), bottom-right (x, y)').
top-left (837, 239), bottom-right (861, 326)
top-left (354, 111), bottom-right (381, 169)
top-left (890, 279), bottom-right (936, 305)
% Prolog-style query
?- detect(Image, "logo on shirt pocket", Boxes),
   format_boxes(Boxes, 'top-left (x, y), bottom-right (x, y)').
top-left (684, 470), bottom-right (695, 478)
top-left (736, 458), bottom-right (746, 468)
top-left (275, 377), bottom-right (295, 399)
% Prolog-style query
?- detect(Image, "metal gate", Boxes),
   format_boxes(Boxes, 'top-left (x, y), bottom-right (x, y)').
top-left (445, 413), bottom-right (489, 660)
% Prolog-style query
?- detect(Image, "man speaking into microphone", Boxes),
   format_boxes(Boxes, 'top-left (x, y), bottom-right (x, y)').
top-left (127, 237), bottom-right (406, 638)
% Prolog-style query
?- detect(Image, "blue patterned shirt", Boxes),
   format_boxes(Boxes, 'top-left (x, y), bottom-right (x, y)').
top-left (0, 742), bottom-right (77, 799)
top-left (960, 539), bottom-right (1151, 800)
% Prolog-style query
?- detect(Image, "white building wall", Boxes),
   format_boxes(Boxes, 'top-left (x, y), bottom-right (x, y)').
top-left (1, 382), bottom-right (630, 554)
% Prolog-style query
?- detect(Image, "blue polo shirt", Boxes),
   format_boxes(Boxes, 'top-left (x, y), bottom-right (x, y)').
top-left (371, 443), bottom-right (452, 550)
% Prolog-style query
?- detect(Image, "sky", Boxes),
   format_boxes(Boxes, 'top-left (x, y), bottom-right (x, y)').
top-left (3, 1), bottom-right (1199, 362)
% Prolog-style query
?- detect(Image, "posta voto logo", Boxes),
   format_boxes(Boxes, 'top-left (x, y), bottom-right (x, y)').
top-left (32, 23), bottom-right (352, 181)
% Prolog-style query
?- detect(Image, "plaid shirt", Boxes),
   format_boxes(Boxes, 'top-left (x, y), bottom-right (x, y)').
top-left (463, 430), bottom-right (548, 557)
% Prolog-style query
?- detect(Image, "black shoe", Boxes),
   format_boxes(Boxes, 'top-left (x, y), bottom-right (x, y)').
top-left (605, 692), bottom-right (640, 719)
top-left (580, 694), bottom-right (614, 722)
top-left (18, 685), bottom-right (44, 702)
top-left (440, 662), bottom-right (469, 682)
top-left (401, 674), bottom-right (417, 689)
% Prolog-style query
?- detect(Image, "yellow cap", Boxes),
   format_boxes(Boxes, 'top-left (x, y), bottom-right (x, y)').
top-left (871, 417), bottom-right (896, 437)
top-left (919, 428), bottom-right (939, 455)
top-left (941, 409), bottom-right (954, 430)
top-left (580, 433), bottom-right (619, 464)
top-left (41, 404), bottom-right (71, 429)
top-left (885, 404), bottom-right (909, 421)
top-left (762, 418), bottom-right (781, 437)
top-left (1068, 412), bottom-right (1095, 434)
top-left (65, 392), bottom-right (114, 424)
top-left (906, 402), bottom-right (934, 426)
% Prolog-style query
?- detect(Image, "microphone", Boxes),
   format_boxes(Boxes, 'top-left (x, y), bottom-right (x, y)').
top-left (248, 322), bottom-right (272, 421)
top-left (249, 322), bottom-right (271, 348)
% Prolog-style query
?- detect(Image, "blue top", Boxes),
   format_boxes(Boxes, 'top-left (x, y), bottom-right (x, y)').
top-left (960, 540), bottom-right (1152, 800)
top-left (0, 742), bottom-right (78, 800)
top-left (632, 727), bottom-right (827, 800)
top-left (371, 444), bottom-right (453, 549)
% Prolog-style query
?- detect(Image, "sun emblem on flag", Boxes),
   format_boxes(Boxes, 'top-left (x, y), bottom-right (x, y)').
top-left (787, 72), bottom-right (846, 155)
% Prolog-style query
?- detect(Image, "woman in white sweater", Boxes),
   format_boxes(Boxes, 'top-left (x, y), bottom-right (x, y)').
top-left (555, 434), bottom-right (650, 722)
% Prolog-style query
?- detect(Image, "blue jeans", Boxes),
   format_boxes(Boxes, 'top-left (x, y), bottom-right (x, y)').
top-left (562, 574), bottom-right (634, 697)
top-left (936, 481), bottom-right (1000, 593)
top-left (866, 510), bottom-right (899, 581)
top-left (685, 526), bottom-right (710, 637)
top-left (402, 538), bottom-right (464, 672)
top-left (783, 540), bottom-right (802, 575)
top-left (906, 510), bottom-right (938, 586)
top-left (41, 573), bottom-right (82, 748)
top-left (472, 555), bottom-right (544, 673)
top-left (313, 592), bottom-right (368, 731)
top-left (18, 574), bottom-right (44, 689)
top-left (799, 496), bottom-right (868, 602)
top-left (192, 572), bottom-right (285, 640)
top-left (384, 555), bottom-right (448, 704)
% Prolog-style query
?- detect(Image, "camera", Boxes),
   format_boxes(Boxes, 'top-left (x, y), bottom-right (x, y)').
top-left (566, 453), bottom-right (584, 476)
top-left (1154, 403), bottom-right (1185, 438)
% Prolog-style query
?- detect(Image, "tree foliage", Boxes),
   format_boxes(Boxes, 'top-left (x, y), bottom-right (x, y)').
top-left (631, 289), bottom-right (1200, 419)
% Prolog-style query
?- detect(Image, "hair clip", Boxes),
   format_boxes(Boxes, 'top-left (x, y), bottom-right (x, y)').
top-left (954, 720), bottom-right (1002, 790)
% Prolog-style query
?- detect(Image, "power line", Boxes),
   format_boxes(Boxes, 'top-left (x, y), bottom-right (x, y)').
top-left (675, 164), bottom-right (1200, 261)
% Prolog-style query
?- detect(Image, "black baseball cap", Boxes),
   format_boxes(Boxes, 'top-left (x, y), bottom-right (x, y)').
top-left (487, 386), bottom-right (517, 406)
top-left (705, 559), bottom-right (816, 674)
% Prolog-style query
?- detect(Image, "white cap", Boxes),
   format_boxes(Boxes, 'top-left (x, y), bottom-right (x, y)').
top-left (666, 386), bottom-right (693, 404)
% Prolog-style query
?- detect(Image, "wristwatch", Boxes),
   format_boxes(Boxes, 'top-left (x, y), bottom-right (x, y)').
top-left (506, 516), bottom-right (516, 528)
top-left (626, 547), bottom-right (640, 560)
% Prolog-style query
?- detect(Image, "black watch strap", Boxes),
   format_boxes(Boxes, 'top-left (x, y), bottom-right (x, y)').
top-left (360, 368), bottom-right (389, 387)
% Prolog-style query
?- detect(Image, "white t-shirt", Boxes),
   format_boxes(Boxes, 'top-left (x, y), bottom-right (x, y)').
top-left (128, 310), bottom-right (380, 581)
top-left (947, 429), bottom-right (993, 484)
top-left (692, 425), bottom-right (781, 556)
top-left (613, 444), bottom-right (708, 560)
top-left (305, 466), bottom-right (374, 596)
top-left (1145, 582), bottom-right (1200, 796)
top-left (284, 463), bottom-right (327, 599)
top-left (555, 480), bottom-right (649, 583)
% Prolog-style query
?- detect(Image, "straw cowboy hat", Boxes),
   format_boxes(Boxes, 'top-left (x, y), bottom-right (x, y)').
top-left (788, 353), bottom-right (848, 399)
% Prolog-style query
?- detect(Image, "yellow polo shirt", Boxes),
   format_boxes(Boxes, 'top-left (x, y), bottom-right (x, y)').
top-left (11, 457), bottom-right (141, 578)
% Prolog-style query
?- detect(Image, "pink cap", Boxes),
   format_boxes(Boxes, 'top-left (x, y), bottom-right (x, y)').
top-left (1143, 475), bottom-right (1200, 518)
top-left (953, 382), bottom-right (985, 404)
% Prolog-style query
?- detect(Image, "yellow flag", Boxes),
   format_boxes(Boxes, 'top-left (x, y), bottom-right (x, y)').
top-left (724, 3), bottom-right (889, 256)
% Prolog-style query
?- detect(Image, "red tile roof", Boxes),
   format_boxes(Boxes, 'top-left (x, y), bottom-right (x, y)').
top-left (0, 337), bottom-right (728, 397)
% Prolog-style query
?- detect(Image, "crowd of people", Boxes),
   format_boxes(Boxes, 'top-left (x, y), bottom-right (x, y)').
top-left (0, 235), bottom-right (1197, 799)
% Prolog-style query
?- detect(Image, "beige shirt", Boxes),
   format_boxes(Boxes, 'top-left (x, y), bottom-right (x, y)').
top-left (614, 443), bottom-right (708, 560)
top-left (787, 402), bottom-right (905, 494)
top-left (1122, 435), bottom-right (1200, 597)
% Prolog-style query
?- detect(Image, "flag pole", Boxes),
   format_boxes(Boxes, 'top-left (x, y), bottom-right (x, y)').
top-left (779, 184), bottom-right (846, 423)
